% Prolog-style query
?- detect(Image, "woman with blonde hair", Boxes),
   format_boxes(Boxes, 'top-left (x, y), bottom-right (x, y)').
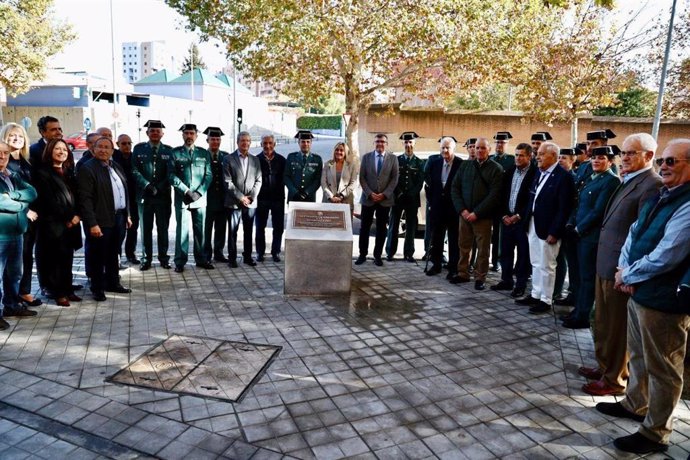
top-left (1, 123), bottom-right (41, 309)
top-left (321, 142), bottom-right (358, 215)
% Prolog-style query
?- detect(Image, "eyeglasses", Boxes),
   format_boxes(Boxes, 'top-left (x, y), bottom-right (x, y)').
top-left (620, 150), bottom-right (643, 157)
top-left (655, 157), bottom-right (688, 167)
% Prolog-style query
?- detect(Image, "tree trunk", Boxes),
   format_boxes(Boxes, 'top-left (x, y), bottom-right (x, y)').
top-left (570, 116), bottom-right (579, 146)
top-left (344, 77), bottom-right (361, 159)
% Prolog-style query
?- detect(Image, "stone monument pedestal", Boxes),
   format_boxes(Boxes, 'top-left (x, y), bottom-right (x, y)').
top-left (284, 202), bottom-right (353, 295)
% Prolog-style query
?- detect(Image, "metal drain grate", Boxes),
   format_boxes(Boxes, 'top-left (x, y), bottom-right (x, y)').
top-left (106, 334), bottom-right (281, 403)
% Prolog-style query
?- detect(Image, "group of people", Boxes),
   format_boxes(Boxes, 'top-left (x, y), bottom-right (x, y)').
top-left (0, 114), bottom-right (688, 454)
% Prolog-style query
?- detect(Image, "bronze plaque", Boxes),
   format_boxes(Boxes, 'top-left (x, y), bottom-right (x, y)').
top-left (293, 209), bottom-right (346, 230)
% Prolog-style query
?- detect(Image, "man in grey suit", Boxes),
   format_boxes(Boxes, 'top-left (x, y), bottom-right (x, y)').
top-left (578, 133), bottom-right (662, 396)
top-left (355, 133), bottom-right (399, 266)
top-left (224, 131), bottom-right (262, 268)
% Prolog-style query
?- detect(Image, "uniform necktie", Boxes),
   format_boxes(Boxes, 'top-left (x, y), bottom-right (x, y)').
top-left (377, 154), bottom-right (383, 176)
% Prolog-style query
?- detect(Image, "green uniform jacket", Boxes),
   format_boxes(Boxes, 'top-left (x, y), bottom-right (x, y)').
top-left (0, 172), bottom-right (36, 239)
top-left (169, 145), bottom-right (212, 210)
top-left (394, 154), bottom-right (425, 208)
top-left (132, 142), bottom-right (173, 203)
top-left (284, 151), bottom-right (323, 202)
top-left (207, 149), bottom-right (229, 212)
top-left (451, 159), bottom-right (503, 219)
top-left (490, 153), bottom-right (515, 172)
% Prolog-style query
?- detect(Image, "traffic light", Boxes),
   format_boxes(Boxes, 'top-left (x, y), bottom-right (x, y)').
top-left (237, 109), bottom-right (243, 124)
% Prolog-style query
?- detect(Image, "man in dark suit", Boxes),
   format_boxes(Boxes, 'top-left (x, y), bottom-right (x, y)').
top-left (578, 133), bottom-right (662, 396)
top-left (113, 133), bottom-right (139, 265)
top-left (224, 131), bottom-right (262, 267)
top-left (426, 137), bottom-right (462, 277)
top-left (29, 116), bottom-right (62, 166)
top-left (131, 120), bottom-right (173, 270)
top-left (516, 141), bottom-right (575, 313)
top-left (203, 127), bottom-right (230, 263)
top-left (355, 133), bottom-right (399, 266)
top-left (255, 134), bottom-right (286, 263)
top-left (77, 137), bottom-right (132, 301)
top-left (489, 131), bottom-right (516, 271)
top-left (386, 131), bottom-right (425, 262)
top-left (491, 143), bottom-right (536, 297)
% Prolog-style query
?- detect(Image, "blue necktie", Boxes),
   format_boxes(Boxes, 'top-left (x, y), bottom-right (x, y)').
top-left (377, 154), bottom-right (383, 176)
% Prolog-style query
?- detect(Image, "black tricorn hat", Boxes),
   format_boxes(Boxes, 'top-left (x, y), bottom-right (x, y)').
top-left (399, 131), bottom-right (420, 141)
top-left (438, 136), bottom-right (458, 143)
top-left (203, 127), bottom-right (224, 137)
top-left (143, 120), bottom-right (165, 129)
top-left (591, 145), bottom-right (621, 157)
top-left (493, 131), bottom-right (513, 141)
top-left (295, 130), bottom-right (314, 140)
top-left (560, 148), bottom-right (577, 156)
top-left (179, 124), bottom-right (198, 132)
top-left (576, 142), bottom-right (587, 153)
top-left (586, 129), bottom-right (616, 141)
top-left (531, 131), bottom-right (553, 141)
top-left (464, 138), bottom-right (477, 147)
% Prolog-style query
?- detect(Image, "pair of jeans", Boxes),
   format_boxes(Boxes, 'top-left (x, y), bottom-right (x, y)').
top-left (0, 235), bottom-right (24, 315)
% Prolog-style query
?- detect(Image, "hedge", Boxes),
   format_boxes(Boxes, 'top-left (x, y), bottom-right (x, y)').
top-left (296, 115), bottom-right (342, 130)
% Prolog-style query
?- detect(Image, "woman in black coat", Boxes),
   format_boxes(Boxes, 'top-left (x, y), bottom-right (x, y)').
top-left (34, 139), bottom-right (82, 307)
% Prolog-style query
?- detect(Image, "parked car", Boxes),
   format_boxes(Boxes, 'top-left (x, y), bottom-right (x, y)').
top-left (64, 132), bottom-right (88, 151)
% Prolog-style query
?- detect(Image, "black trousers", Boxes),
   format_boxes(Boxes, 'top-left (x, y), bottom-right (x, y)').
top-left (87, 211), bottom-right (126, 293)
top-left (255, 199), bottom-right (285, 257)
top-left (358, 204), bottom-right (391, 258)
top-left (430, 209), bottom-right (459, 272)
top-left (228, 207), bottom-right (256, 261)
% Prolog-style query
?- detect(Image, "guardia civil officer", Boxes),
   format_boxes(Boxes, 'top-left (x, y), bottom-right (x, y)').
top-left (284, 130), bottom-right (323, 202)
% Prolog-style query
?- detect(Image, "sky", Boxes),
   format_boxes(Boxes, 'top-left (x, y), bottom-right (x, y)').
top-left (50, 0), bottom-right (686, 83)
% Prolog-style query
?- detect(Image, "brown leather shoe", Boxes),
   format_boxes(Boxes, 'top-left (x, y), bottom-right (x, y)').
top-left (582, 379), bottom-right (625, 396)
top-left (578, 366), bottom-right (602, 380)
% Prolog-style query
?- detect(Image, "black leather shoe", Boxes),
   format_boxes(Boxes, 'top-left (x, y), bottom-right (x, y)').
top-left (244, 258), bottom-right (257, 267)
top-left (93, 291), bottom-right (107, 302)
top-left (554, 296), bottom-right (574, 306)
top-left (196, 262), bottom-right (215, 269)
top-left (72, 284), bottom-right (84, 291)
top-left (475, 280), bottom-right (486, 291)
top-left (558, 309), bottom-right (575, 321)
top-left (529, 301), bottom-right (551, 314)
top-left (449, 275), bottom-right (471, 284)
top-left (272, 254), bottom-right (281, 262)
top-left (229, 260), bottom-right (238, 268)
top-left (426, 265), bottom-right (441, 276)
top-left (140, 263), bottom-right (151, 271)
top-left (445, 272), bottom-right (457, 280)
top-left (160, 262), bottom-right (172, 269)
top-left (515, 295), bottom-right (539, 306)
top-left (0, 318), bottom-right (9, 330)
top-left (106, 285), bottom-right (132, 294)
top-left (614, 433), bottom-right (667, 454)
top-left (4, 306), bottom-right (37, 317)
top-left (490, 265), bottom-right (500, 272)
top-left (374, 257), bottom-right (384, 266)
top-left (174, 266), bottom-right (184, 273)
top-left (490, 281), bottom-right (513, 291)
top-left (214, 255), bottom-right (229, 263)
top-left (404, 255), bottom-right (415, 263)
top-left (595, 402), bottom-right (645, 423)
top-left (562, 318), bottom-right (590, 329)
top-left (354, 256), bottom-right (366, 265)
top-left (386, 255), bottom-right (394, 261)
top-left (127, 256), bottom-right (140, 264)
top-left (510, 287), bottom-right (525, 298)
top-left (256, 254), bottom-right (265, 262)
top-left (19, 295), bottom-right (42, 307)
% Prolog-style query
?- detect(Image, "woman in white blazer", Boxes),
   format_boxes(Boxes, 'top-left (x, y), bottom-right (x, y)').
top-left (321, 142), bottom-right (358, 215)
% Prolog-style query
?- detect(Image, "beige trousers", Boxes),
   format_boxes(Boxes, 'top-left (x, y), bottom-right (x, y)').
top-left (593, 276), bottom-right (630, 391)
top-left (621, 298), bottom-right (690, 443)
top-left (457, 217), bottom-right (491, 281)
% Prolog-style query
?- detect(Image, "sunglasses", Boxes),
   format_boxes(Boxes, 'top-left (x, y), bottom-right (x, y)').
top-left (655, 157), bottom-right (688, 167)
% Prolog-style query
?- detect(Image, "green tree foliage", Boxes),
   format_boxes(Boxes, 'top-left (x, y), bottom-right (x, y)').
top-left (180, 43), bottom-right (206, 73)
top-left (165, 0), bottom-right (557, 156)
top-left (449, 84), bottom-right (514, 111)
top-left (0, 0), bottom-right (75, 95)
top-left (593, 84), bottom-right (657, 117)
top-left (296, 115), bottom-right (342, 130)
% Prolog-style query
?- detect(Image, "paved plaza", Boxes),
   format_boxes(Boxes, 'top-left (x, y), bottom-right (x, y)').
top-left (1, 233), bottom-right (689, 459)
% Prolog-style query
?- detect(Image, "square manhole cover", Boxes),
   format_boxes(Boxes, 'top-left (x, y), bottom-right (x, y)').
top-left (106, 334), bottom-right (281, 403)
